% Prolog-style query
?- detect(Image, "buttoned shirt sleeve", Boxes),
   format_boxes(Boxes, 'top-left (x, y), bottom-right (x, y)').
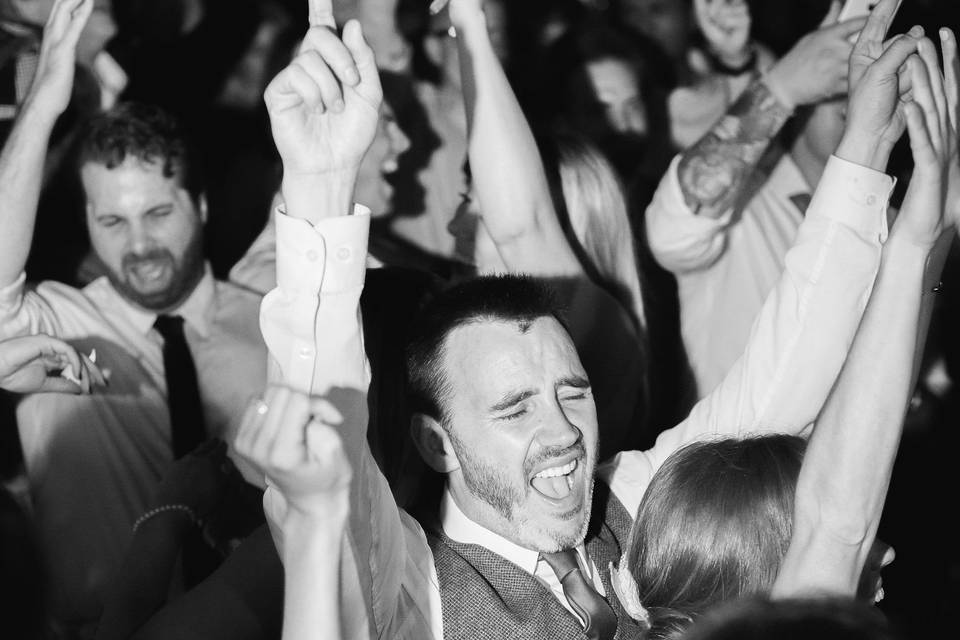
top-left (645, 155), bottom-right (737, 274)
top-left (259, 205), bottom-right (440, 639)
top-left (605, 156), bottom-right (894, 517)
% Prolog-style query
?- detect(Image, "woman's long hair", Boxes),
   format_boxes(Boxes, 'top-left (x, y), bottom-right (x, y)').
top-left (625, 435), bottom-right (806, 639)
top-left (538, 129), bottom-right (647, 332)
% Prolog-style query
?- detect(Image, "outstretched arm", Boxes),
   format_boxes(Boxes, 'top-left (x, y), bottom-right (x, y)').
top-left (239, 3), bottom-right (436, 638)
top-left (0, 0), bottom-right (91, 288)
top-left (447, 0), bottom-right (582, 276)
top-left (605, 0), bottom-right (920, 516)
top-left (646, 2), bottom-right (865, 272)
top-left (774, 29), bottom-right (958, 599)
top-left (676, 1), bottom-right (863, 219)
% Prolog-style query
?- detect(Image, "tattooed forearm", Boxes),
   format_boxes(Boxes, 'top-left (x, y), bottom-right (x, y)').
top-left (678, 79), bottom-right (793, 219)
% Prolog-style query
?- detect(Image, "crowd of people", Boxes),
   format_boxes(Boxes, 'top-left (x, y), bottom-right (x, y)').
top-left (0, 0), bottom-right (958, 638)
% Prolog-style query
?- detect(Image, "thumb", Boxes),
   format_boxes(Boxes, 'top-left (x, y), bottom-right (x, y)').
top-left (820, 0), bottom-right (842, 27)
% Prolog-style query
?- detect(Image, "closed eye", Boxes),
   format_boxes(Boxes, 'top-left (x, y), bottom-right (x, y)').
top-left (147, 206), bottom-right (173, 219)
top-left (498, 407), bottom-right (527, 421)
top-left (97, 216), bottom-right (123, 228)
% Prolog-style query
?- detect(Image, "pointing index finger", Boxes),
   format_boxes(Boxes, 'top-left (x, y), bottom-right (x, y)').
top-left (308, 0), bottom-right (336, 30)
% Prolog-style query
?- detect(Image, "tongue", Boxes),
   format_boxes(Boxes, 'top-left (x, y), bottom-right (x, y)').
top-left (531, 475), bottom-right (571, 500)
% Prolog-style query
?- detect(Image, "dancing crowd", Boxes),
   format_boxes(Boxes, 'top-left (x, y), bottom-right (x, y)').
top-left (0, 0), bottom-right (958, 638)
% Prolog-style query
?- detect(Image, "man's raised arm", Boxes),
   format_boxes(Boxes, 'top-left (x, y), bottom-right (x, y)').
top-left (236, 4), bottom-right (433, 638)
top-left (606, 0), bottom-right (921, 515)
top-left (0, 0), bottom-right (91, 295)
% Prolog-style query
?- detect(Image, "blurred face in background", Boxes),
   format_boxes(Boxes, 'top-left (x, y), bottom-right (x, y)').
top-left (356, 104), bottom-right (410, 216)
top-left (585, 56), bottom-right (648, 137)
top-left (617, 0), bottom-right (690, 60)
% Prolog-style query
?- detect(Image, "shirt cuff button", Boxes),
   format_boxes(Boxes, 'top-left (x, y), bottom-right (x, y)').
top-left (306, 249), bottom-right (319, 262)
top-left (336, 246), bottom-right (353, 262)
top-left (866, 195), bottom-right (877, 206)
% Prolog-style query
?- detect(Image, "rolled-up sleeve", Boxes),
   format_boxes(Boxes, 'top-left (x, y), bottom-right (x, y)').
top-left (645, 156), bottom-right (736, 274)
top-left (606, 156), bottom-right (894, 517)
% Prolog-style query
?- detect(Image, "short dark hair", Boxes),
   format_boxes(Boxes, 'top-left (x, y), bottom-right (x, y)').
top-left (76, 102), bottom-right (204, 202)
top-left (405, 275), bottom-right (567, 424)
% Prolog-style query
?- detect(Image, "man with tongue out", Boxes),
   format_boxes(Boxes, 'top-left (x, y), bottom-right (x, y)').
top-left (236, 1), bottom-right (896, 639)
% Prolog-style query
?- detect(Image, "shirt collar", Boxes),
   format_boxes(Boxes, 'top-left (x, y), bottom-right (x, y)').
top-left (105, 263), bottom-right (216, 338)
top-left (440, 489), bottom-right (592, 575)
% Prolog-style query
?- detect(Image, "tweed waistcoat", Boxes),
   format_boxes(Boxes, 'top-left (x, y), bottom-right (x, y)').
top-left (428, 482), bottom-right (643, 640)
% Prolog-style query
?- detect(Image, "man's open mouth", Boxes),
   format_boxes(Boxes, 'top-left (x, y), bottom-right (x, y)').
top-left (530, 457), bottom-right (579, 501)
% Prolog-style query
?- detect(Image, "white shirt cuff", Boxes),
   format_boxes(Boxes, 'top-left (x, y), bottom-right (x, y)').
top-left (274, 204), bottom-right (371, 295)
top-left (810, 156), bottom-right (895, 243)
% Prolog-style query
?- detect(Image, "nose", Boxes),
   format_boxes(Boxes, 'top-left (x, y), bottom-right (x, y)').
top-left (126, 221), bottom-right (154, 255)
top-left (536, 399), bottom-right (582, 450)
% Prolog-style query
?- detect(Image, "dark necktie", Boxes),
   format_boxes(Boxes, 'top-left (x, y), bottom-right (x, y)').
top-left (154, 315), bottom-right (221, 586)
top-left (789, 192), bottom-right (812, 215)
top-left (154, 315), bottom-right (207, 458)
top-left (541, 549), bottom-right (618, 640)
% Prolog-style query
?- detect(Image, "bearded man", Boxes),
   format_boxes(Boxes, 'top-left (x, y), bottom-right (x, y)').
top-left (0, 0), bottom-right (267, 628)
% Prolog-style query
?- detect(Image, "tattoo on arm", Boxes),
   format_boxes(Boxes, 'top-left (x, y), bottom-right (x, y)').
top-left (678, 80), bottom-right (793, 219)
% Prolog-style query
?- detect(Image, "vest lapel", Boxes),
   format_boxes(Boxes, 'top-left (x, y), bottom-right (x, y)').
top-left (429, 481), bottom-right (644, 639)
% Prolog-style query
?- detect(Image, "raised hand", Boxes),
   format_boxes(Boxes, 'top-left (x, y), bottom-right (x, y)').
top-left (0, 335), bottom-right (105, 394)
top-left (694, 0), bottom-right (752, 67)
top-left (894, 37), bottom-right (955, 247)
top-left (939, 28), bottom-right (960, 231)
top-left (265, 0), bottom-right (382, 182)
top-left (235, 386), bottom-right (352, 527)
top-left (763, 1), bottom-right (867, 109)
top-left (837, 0), bottom-right (924, 170)
top-left (25, 0), bottom-right (94, 122)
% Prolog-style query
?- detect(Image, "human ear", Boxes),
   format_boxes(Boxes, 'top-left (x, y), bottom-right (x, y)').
top-left (410, 413), bottom-right (460, 474)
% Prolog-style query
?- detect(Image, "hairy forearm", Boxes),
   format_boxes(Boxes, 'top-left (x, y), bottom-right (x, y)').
top-left (0, 103), bottom-right (57, 286)
top-left (677, 78), bottom-right (792, 219)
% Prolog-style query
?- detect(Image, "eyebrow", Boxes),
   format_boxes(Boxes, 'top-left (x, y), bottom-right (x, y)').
top-left (557, 375), bottom-right (591, 389)
top-left (490, 389), bottom-right (538, 413)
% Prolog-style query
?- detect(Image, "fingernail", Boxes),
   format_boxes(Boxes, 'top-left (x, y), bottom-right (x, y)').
top-left (909, 25), bottom-right (924, 37)
top-left (941, 28), bottom-right (950, 41)
top-left (344, 67), bottom-right (360, 85)
top-left (89, 348), bottom-right (96, 363)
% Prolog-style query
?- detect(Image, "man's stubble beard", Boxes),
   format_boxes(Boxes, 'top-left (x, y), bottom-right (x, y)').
top-left (449, 430), bottom-right (597, 550)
